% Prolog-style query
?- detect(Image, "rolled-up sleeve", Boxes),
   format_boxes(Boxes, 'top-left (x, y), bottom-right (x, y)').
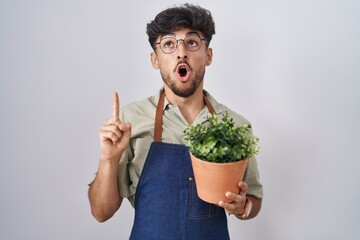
top-left (244, 156), bottom-right (263, 198)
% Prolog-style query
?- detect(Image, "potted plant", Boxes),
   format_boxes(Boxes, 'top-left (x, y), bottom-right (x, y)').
top-left (184, 111), bottom-right (259, 204)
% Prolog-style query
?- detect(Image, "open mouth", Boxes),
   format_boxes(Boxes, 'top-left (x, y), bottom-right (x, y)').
top-left (175, 64), bottom-right (191, 81)
top-left (179, 67), bottom-right (188, 77)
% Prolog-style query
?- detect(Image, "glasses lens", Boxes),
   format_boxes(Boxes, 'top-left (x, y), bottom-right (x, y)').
top-left (184, 35), bottom-right (202, 52)
top-left (160, 37), bottom-right (177, 54)
top-left (158, 35), bottom-right (203, 54)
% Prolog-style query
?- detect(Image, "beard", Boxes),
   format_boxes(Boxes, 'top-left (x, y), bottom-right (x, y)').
top-left (160, 68), bottom-right (205, 98)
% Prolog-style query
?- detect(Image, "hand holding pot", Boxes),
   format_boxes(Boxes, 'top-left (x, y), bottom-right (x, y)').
top-left (218, 181), bottom-right (248, 216)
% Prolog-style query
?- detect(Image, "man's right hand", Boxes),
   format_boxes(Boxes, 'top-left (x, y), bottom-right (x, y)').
top-left (99, 92), bottom-right (131, 162)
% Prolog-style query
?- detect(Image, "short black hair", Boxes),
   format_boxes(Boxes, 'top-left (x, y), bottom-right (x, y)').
top-left (146, 3), bottom-right (215, 49)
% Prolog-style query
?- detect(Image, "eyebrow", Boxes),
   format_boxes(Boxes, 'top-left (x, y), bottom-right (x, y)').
top-left (186, 31), bottom-right (201, 37)
top-left (161, 31), bottom-right (201, 39)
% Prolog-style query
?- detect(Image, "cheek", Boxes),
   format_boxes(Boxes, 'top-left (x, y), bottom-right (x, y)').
top-left (194, 57), bottom-right (209, 68)
top-left (158, 58), bottom-right (175, 71)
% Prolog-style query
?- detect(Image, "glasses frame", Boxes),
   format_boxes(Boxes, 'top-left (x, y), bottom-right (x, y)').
top-left (155, 35), bottom-right (207, 54)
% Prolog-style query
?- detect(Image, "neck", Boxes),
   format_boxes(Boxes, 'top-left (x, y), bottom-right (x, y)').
top-left (164, 85), bottom-right (204, 124)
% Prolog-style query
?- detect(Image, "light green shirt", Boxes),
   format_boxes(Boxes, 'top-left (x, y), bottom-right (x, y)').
top-left (104, 89), bottom-right (263, 206)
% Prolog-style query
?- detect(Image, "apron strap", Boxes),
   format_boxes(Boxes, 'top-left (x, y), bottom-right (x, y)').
top-left (154, 90), bottom-right (165, 142)
top-left (203, 93), bottom-right (216, 115)
top-left (154, 90), bottom-right (216, 142)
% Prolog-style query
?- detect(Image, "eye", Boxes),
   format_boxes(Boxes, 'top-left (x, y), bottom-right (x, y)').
top-left (186, 39), bottom-right (198, 47)
top-left (162, 39), bottom-right (175, 49)
top-left (185, 36), bottom-right (201, 50)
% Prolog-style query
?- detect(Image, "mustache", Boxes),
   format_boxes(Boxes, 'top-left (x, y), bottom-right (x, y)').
top-left (173, 60), bottom-right (193, 73)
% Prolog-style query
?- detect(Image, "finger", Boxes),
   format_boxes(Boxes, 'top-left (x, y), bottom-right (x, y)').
top-left (112, 92), bottom-right (120, 118)
top-left (119, 122), bottom-right (131, 135)
top-left (219, 192), bottom-right (246, 215)
top-left (100, 130), bottom-right (121, 144)
top-left (101, 125), bottom-right (122, 138)
top-left (238, 181), bottom-right (248, 197)
top-left (105, 117), bottom-right (122, 127)
top-left (225, 192), bottom-right (242, 203)
top-left (218, 201), bottom-right (232, 210)
top-left (218, 201), bottom-right (237, 214)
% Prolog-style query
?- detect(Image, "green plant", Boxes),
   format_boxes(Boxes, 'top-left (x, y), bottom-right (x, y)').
top-left (184, 112), bottom-right (259, 163)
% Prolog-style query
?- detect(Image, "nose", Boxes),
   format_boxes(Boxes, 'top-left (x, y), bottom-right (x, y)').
top-left (176, 40), bottom-right (188, 60)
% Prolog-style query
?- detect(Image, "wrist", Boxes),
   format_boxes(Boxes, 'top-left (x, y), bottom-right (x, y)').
top-left (100, 151), bottom-right (123, 164)
top-left (99, 155), bottom-right (121, 168)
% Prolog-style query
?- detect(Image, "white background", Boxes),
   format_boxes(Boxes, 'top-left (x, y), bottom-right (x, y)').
top-left (1, 0), bottom-right (359, 239)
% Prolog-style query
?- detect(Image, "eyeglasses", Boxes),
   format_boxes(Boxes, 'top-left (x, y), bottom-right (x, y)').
top-left (155, 35), bottom-right (207, 54)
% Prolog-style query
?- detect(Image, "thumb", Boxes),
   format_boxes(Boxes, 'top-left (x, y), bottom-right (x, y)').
top-left (238, 181), bottom-right (248, 196)
top-left (119, 122), bottom-right (131, 137)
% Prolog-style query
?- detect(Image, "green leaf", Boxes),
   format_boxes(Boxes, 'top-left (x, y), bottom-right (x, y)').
top-left (184, 111), bottom-right (260, 163)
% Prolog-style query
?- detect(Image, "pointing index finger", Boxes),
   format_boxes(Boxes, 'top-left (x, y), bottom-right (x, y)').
top-left (112, 92), bottom-right (120, 118)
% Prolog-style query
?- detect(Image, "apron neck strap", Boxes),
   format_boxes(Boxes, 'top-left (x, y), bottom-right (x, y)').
top-left (154, 90), bottom-right (215, 142)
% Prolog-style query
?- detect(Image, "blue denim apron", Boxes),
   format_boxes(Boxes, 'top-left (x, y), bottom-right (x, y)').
top-left (130, 91), bottom-right (230, 240)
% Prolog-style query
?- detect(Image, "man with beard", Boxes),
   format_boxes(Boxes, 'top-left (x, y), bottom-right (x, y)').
top-left (88, 4), bottom-right (263, 239)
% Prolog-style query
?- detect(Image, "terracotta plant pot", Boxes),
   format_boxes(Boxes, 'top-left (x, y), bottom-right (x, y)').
top-left (190, 152), bottom-right (248, 205)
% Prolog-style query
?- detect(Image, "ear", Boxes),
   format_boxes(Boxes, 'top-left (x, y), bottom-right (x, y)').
top-left (151, 52), bottom-right (160, 69)
top-left (206, 48), bottom-right (213, 66)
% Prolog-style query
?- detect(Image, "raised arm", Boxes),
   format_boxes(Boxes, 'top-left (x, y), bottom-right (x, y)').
top-left (88, 92), bottom-right (131, 222)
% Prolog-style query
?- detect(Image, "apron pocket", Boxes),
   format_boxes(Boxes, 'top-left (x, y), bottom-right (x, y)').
top-left (188, 177), bottom-right (221, 219)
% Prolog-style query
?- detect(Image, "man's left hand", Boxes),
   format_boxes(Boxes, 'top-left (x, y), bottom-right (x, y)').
top-left (218, 181), bottom-right (248, 216)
